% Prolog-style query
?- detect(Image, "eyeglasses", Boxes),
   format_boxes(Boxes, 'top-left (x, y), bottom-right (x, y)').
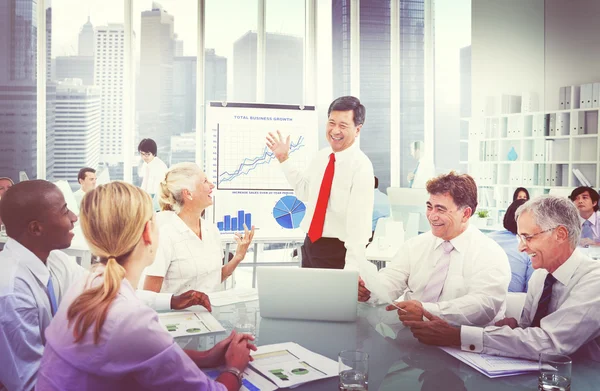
top-left (140, 152), bottom-right (153, 157)
top-left (517, 226), bottom-right (558, 244)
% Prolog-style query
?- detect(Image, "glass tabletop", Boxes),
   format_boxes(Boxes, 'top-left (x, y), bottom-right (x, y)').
top-left (176, 301), bottom-right (600, 391)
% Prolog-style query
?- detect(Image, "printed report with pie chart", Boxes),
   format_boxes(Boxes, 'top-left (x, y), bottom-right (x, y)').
top-left (158, 310), bottom-right (225, 338)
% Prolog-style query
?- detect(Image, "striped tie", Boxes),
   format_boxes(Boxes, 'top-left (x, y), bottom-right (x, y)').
top-left (531, 273), bottom-right (557, 327)
top-left (421, 241), bottom-right (454, 303)
top-left (47, 276), bottom-right (58, 316)
top-left (582, 220), bottom-right (594, 240)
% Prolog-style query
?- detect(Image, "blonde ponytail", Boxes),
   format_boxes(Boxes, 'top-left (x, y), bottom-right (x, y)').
top-left (158, 178), bottom-right (177, 211)
top-left (68, 182), bottom-right (152, 344)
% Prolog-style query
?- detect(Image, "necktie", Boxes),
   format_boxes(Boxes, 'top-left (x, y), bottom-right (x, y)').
top-left (421, 241), bottom-right (454, 303)
top-left (582, 220), bottom-right (594, 240)
top-left (308, 153), bottom-right (335, 243)
top-left (531, 273), bottom-right (557, 327)
top-left (47, 275), bottom-right (58, 316)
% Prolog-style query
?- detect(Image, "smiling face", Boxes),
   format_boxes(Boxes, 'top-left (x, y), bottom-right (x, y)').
top-left (187, 172), bottom-right (215, 211)
top-left (326, 110), bottom-right (361, 152)
top-left (573, 191), bottom-right (597, 218)
top-left (426, 192), bottom-right (471, 241)
top-left (516, 210), bottom-right (563, 271)
top-left (37, 188), bottom-right (78, 250)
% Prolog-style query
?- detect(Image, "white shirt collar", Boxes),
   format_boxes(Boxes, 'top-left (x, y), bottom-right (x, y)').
top-left (548, 248), bottom-right (583, 287)
top-left (330, 142), bottom-right (358, 163)
top-left (433, 224), bottom-right (473, 254)
top-left (579, 211), bottom-right (597, 226)
top-left (4, 238), bottom-right (51, 286)
top-left (157, 210), bottom-right (207, 237)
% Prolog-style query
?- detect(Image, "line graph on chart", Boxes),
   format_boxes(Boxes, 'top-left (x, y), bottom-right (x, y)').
top-left (217, 123), bottom-right (311, 190)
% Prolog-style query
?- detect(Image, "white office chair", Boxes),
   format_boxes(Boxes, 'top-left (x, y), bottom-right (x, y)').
top-left (505, 292), bottom-right (526, 320)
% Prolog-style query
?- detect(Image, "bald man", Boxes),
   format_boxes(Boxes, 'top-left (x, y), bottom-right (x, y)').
top-left (0, 181), bottom-right (212, 391)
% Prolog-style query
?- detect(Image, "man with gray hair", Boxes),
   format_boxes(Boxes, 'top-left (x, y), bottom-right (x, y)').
top-left (401, 195), bottom-right (600, 361)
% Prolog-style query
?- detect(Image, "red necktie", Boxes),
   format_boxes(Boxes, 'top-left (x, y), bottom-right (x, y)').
top-left (308, 153), bottom-right (335, 242)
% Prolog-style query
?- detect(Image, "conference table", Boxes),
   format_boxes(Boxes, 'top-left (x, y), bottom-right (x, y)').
top-left (177, 301), bottom-right (600, 390)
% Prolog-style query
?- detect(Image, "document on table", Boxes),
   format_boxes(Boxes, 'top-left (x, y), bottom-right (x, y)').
top-left (439, 347), bottom-right (543, 378)
top-left (208, 288), bottom-right (258, 307)
top-left (250, 342), bottom-right (338, 388)
top-left (359, 259), bottom-right (394, 304)
top-left (158, 310), bottom-right (225, 338)
top-left (204, 367), bottom-right (278, 391)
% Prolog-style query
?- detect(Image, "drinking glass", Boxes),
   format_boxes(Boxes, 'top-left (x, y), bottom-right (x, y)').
top-left (539, 353), bottom-right (571, 391)
top-left (339, 350), bottom-right (368, 391)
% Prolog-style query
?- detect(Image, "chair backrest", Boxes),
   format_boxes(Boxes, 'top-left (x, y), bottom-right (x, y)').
top-left (505, 292), bottom-right (526, 320)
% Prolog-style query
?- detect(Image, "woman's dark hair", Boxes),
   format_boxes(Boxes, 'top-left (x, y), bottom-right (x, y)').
top-left (512, 187), bottom-right (530, 201)
top-left (137, 138), bottom-right (157, 156)
top-left (504, 198), bottom-right (528, 234)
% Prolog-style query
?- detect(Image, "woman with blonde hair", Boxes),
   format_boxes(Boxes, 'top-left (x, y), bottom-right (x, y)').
top-left (37, 182), bottom-right (255, 390)
top-left (143, 162), bottom-right (255, 294)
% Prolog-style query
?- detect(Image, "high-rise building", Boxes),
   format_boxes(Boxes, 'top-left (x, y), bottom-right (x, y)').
top-left (137, 2), bottom-right (175, 162)
top-left (55, 56), bottom-right (94, 85)
top-left (233, 31), bottom-right (303, 104)
top-left (174, 33), bottom-right (183, 56)
top-left (332, 0), bottom-right (424, 190)
top-left (172, 50), bottom-right (226, 136)
top-left (94, 24), bottom-right (125, 178)
top-left (79, 16), bottom-right (95, 57)
top-left (54, 79), bottom-right (101, 189)
top-left (169, 132), bottom-right (195, 166)
top-left (0, 0), bottom-right (55, 182)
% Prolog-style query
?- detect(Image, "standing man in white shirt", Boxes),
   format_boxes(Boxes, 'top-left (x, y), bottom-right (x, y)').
top-left (138, 138), bottom-right (168, 198)
top-left (358, 172), bottom-right (511, 326)
top-left (73, 167), bottom-right (96, 207)
top-left (569, 186), bottom-right (600, 247)
top-left (266, 96), bottom-right (374, 269)
top-left (0, 180), bottom-right (212, 391)
top-left (403, 196), bottom-right (600, 362)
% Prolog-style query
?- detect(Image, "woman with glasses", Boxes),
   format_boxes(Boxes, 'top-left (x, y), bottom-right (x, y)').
top-left (487, 198), bottom-right (534, 292)
top-left (138, 138), bottom-right (168, 201)
top-left (143, 162), bottom-right (255, 295)
top-left (37, 182), bottom-right (255, 390)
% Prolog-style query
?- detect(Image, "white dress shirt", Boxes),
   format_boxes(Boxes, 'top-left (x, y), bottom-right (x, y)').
top-left (461, 249), bottom-right (600, 361)
top-left (579, 211), bottom-right (600, 241)
top-left (0, 239), bottom-right (172, 391)
top-left (280, 143), bottom-right (374, 270)
top-left (139, 156), bottom-right (168, 195)
top-left (73, 189), bottom-right (85, 207)
top-left (144, 211), bottom-right (224, 295)
top-left (377, 225), bottom-right (511, 326)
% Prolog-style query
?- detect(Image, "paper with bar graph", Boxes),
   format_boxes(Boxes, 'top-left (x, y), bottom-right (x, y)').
top-left (206, 102), bottom-right (318, 238)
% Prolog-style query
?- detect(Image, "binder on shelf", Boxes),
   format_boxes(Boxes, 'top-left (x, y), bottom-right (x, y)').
top-left (582, 84), bottom-right (593, 109)
top-left (559, 87), bottom-right (566, 110)
top-left (501, 94), bottom-right (522, 114)
top-left (521, 91), bottom-right (538, 113)
top-left (545, 140), bottom-right (554, 162)
top-left (571, 111), bottom-right (585, 135)
top-left (594, 83), bottom-right (600, 108)
top-left (565, 86), bottom-right (572, 109)
top-left (548, 113), bottom-right (556, 136)
top-left (571, 85), bottom-right (581, 110)
top-left (573, 168), bottom-right (592, 187)
top-left (556, 113), bottom-right (569, 136)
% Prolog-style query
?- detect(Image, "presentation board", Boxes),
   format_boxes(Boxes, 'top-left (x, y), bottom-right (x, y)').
top-left (206, 102), bottom-right (318, 239)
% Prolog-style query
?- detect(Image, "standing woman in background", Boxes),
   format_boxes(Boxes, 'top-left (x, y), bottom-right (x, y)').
top-left (37, 181), bottom-right (254, 391)
top-left (143, 162), bottom-right (255, 295)
top-left (512, 187), bottom-right (530, 201)
top-left (138, 138), bottom-right (168, 202)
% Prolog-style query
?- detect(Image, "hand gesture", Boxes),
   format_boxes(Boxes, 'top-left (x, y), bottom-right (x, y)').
top-left (266, 130), bottom-right (291, 163)
top-left (234, 224), bottom-right (255, 260)
top-left (404, 310), bottom-right (461, 347)
top-left (171, 290), bottom-right (212, 312)
top-left (205, 331), bottom-right (256, 368)
top-left (494, 317), bottom-right (519, 329)
top-left (358, 277), bottom-right (371, 302)
top-left (386, 300), bottom-right (424, 323)
top-left (225, 330), bottom-right (257, 371)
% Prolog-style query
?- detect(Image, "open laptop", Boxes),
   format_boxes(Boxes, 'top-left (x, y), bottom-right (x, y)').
top-left (257, 267), bottom-right (359, 322)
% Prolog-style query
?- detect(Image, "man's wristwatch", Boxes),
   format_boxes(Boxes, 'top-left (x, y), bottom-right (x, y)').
top-left (221, 367), bottom-right (243, 386)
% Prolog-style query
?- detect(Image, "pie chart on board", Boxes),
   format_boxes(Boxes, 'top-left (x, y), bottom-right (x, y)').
top-left (273, 196), bottom-right (306, 229)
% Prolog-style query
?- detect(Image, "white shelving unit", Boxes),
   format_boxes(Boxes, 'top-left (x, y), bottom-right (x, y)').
top-left (466, 107), bottom-right (600, 221)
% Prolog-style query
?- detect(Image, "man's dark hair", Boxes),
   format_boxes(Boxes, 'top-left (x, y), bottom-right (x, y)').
top-left (374, 176), bottom-right (379, 189)
top-left (570, 186), bottom-right (600, 212)
top-left (327, 96), bottom-right (366, 126)
top-left (503, 198), bottom-right (528, 234)
top-left (78, 167), bottom-right (96, 183)
top-left (0, 180), bottom-right (59, 237)
top-left (138, 138), bottom-right (158, 156)
top-left (426, 171), bottom-right (478, 214)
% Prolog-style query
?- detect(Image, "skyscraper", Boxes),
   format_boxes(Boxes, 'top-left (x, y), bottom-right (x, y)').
top-left (55, 55), bottom-right (94, 85)
top-left (94, 24), bottom-right (125, 179)
top-left (233, 31), bottom-right (303, 104)
top-left (137, 3), bottom-right (175, 162)
top-left (53, 79), bottom-right (101, 189)
top-left (0, 0), bottom-right (55, 182)
top-left (79, 16), bottom-right (95, 57)
top-left (172, 50), bottom-right (226, 137)
top-left (332, 0), bottom-right (424, 190)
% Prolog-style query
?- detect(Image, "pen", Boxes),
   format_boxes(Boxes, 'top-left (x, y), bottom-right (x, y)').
top-left (389, 302), bottom-right (408, 313)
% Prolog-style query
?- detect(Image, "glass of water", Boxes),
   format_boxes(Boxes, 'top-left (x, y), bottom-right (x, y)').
top-left (339, 350), bottom-right (368, 391)
top-left (539, 353), bottom-right (571, 391)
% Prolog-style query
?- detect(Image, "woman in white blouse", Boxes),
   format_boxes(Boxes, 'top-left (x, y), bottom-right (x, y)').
top-left (143, 162), bottom-right (255, 295)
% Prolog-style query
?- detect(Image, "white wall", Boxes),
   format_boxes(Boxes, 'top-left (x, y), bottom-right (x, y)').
top-left (544, 0), bottom-right (600, 110)
top-left (471, 0), bottom-right (545, 115)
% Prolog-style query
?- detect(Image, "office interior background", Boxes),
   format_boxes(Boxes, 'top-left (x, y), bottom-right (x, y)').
top-left (1, 0), bottom-right (598, 286)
